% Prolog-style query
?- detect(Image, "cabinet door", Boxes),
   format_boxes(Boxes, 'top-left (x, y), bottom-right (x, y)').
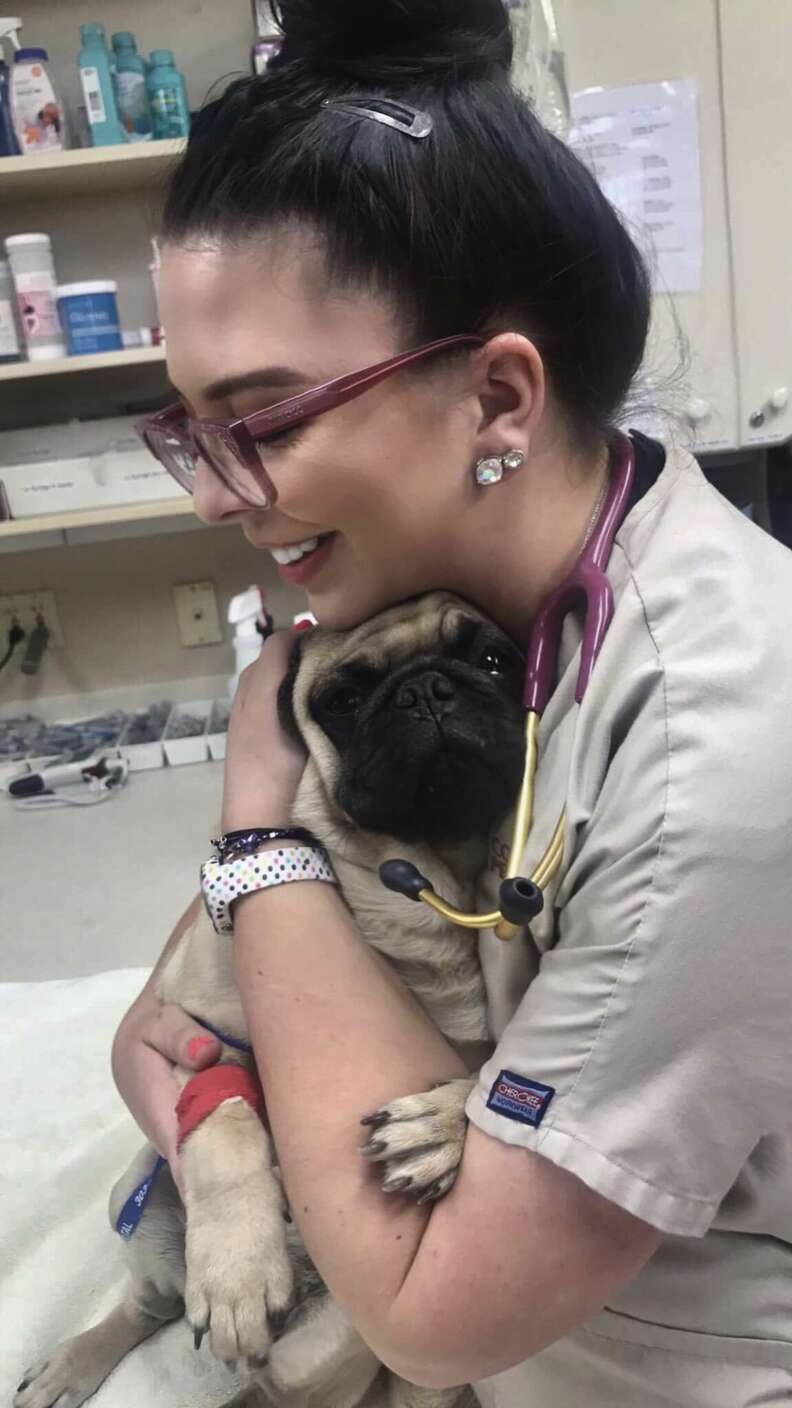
top-left (720, 0), bottom-right (792, 447)
top-left (560, 0), bottom-right (738, 451)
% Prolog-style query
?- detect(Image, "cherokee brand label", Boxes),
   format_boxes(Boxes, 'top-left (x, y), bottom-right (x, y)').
top-left (486, 1069), bottom-right (555, 1128)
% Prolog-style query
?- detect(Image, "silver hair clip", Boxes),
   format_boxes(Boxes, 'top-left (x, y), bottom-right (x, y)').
top-left (320, 98), bottom-right (433, 140)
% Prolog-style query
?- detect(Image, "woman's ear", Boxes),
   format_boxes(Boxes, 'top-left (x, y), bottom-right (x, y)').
top-left (472, 332), bottom-right (545, 461)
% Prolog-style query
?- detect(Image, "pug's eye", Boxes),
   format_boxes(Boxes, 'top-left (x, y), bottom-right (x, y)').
top-left (325, 687), bottom-right (363, 716)
top-left (477, 647), bottom-right (513, 676)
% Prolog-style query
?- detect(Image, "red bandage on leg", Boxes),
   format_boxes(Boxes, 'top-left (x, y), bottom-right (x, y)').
top-left (175, 1065), bottom-right (266, 1152)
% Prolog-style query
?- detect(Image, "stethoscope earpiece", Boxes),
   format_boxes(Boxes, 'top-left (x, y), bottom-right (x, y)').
top-left (498, 877), bottom-right (544, 926)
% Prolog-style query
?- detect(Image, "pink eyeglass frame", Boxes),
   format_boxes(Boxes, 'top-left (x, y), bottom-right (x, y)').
top-left (136, 333), bottom-right (485, 509)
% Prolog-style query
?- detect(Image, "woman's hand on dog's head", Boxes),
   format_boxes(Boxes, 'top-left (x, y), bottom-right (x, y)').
top-left (222, 630), bottom-right (307, 832)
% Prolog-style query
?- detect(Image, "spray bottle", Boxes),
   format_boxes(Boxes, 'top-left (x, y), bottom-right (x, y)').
top-left (2, 16), bottom-right (66, 154)
top-left (0, 18), bottom-right (21, 155)
top-left (227, 586), bottom-right (275, 699)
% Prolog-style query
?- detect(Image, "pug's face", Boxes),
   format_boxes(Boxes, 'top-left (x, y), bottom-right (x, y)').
top-left (279, 593), bottom-right (526, 845)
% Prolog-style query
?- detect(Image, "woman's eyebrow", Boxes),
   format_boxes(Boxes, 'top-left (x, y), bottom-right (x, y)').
top-left (200, 366), bottom-right (311, 401)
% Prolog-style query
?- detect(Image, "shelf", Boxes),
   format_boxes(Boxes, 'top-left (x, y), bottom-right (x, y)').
top-left (0, 346), bottom-right (167, 382)
top-left (0, 139), bottom-right (186, 200)
top-left (0, 497), bottom-right (195, 541)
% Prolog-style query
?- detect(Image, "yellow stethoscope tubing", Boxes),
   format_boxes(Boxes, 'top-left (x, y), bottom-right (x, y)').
top-left (415, 710), bottom-right (566, 941)
top-left (398, 432), bottom-right (637, 942)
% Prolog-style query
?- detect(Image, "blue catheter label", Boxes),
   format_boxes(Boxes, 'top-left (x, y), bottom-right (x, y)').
top-left (116, 1155), bottom-right (167, 1240)
top-left (486, 1069), bottom-right (555, 1128)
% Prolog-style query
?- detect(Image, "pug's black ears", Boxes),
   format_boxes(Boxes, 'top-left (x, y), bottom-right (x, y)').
top-left (277, 635), bottom-right (306, 746)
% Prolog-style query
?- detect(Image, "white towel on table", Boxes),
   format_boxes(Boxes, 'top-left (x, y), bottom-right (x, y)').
top-left (0, 969), bottom-right (243, 1407)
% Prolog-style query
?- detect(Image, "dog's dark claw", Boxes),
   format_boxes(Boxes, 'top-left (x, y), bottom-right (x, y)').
top-left (194, 1321), bottom-right (209, 1351)
top-left (268, 1302), bottom-right (292, 1337)
top-left (360, 1110), bottom-right (389, 1128)
top-left (17, 1378), bottom-right (31, 1393)
top-left (383, 1175), bottom-right (413, 1193)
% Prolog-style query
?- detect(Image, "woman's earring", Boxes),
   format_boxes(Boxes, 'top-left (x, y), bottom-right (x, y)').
top-left (474, 449), bottom-right (525, 487)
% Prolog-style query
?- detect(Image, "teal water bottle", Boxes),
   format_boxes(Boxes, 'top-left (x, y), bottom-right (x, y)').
top-left (147, 50), bottom-right (190, 140)
top-left (112, 32), bottom-right (152, 141)
top-left (77, 23), bottom-right (127, 146)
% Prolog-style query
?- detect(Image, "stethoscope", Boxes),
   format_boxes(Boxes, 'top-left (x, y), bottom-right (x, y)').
top-left (380, 429), bottom-right (635, 942)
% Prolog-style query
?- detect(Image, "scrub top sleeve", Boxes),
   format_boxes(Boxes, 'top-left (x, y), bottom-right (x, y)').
top-left (466, 664), bottom-right (792, 1238)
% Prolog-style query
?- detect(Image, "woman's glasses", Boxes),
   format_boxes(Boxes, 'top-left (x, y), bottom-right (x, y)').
top-left (136, 334), bottom-right (483, 510)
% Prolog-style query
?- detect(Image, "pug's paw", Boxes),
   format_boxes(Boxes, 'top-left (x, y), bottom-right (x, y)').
top-left (359, 1077), bottom-right (475, 1202)
top-left (186, 1170), bottom-right (295, 1364)
top-left (14, 1340), bottom-right (107, 1408)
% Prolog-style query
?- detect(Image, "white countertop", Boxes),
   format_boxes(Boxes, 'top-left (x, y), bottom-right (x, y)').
top-left (2, 762), bottom-right (224, 981)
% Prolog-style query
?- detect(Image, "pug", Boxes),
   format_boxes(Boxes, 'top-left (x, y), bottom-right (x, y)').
top-left (15, 592), bottom-right (526, 1408)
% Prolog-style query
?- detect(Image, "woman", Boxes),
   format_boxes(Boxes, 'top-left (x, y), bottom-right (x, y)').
top-left (113, 1), bottom-right (792, 1403)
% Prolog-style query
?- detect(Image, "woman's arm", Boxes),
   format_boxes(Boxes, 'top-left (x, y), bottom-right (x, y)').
top-left (111, 893), bottom-right (223, 1185)
top-left (231, 879), bottom-right (660, 1388)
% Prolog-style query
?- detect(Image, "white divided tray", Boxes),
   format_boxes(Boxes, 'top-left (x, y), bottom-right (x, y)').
top-left (207, 698), bottom-right (231, 761)
top-left (118, 702), bottom-right (172, 771)
top-left (162, 700), bottom-right (212, 766)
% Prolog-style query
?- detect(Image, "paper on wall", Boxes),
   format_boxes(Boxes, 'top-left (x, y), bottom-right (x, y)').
top-left (569, 78), bottom-right (702, 294)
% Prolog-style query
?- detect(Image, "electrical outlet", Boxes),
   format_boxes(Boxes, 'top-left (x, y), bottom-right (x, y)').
top-left (0, 590), bottom-right (65, 649)
top-left (173, 580), bottom-right (223, 647)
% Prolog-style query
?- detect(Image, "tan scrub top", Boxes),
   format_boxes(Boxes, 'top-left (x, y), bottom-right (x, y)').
top-left (465, 440), bottom-right (792, 1407)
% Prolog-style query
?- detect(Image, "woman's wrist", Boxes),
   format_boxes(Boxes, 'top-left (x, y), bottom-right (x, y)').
top-left (221, 792), bottom-right (295, 834)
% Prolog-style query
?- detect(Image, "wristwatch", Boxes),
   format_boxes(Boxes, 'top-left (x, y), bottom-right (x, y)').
top-left (201, 827), bottom-right (337, 936)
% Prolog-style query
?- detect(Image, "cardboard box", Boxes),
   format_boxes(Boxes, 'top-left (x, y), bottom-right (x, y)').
top-left (0, 449), bottom-right (187, 519)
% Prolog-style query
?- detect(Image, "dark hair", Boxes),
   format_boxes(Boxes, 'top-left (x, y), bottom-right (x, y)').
top-left (162, 0), bottom-right (650, 444)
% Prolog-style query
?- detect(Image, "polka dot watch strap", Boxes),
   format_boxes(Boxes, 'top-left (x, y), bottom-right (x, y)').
top-left (201, 845), bottom-right (337, 936)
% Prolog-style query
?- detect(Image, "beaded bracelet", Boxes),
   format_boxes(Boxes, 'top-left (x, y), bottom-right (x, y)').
top-left (201, 844), bottom-right (337, 936)
top-left (211, 826), bottom-right (319, 863)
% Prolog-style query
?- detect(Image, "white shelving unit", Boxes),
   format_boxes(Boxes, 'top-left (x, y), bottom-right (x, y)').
top-left (0, 498), bottom-right (194, 542)
top-left (0, 345), bottom-right (166, 383)
top-left (0, 140), bottom-right (184, 201)
top-left (2, 141), bottom-right (182, 546)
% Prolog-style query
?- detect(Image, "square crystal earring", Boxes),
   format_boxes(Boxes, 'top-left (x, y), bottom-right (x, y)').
top-left (475, 450), bottom-right (524, 486)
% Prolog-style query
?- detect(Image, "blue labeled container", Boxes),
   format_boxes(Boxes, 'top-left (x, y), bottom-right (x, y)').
top-left (147, 49), bottom-right (190, 139)
top-left (77, 23), bottom-right (127, 147)
top-left (57, 281), bottom-right (123, 356)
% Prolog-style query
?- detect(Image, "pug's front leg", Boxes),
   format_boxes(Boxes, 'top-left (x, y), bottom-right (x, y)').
top-left (181, 1098), bottom-right (295, 1363)
top-left (358, 1077), bottom-right (475, 1202)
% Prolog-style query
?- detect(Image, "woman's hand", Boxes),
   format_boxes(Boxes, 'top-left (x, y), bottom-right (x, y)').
top-left (112, 992), bottom-right (223, 1198)
top-left (222, 630), bottom-right (307, 831)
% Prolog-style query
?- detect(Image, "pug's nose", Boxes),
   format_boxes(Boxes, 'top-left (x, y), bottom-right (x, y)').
top-left (394, 672), bottom-right (456, 718)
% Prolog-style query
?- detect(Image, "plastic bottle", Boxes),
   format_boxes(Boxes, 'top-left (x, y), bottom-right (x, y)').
top-left (0, 259), bottom-right (21, 362)
top-left (0, 54), bottom-right (19, 155)
top-left (147, 50), bottom-right (190, 140)
top-left (8, 30), bottom-right (66, 154)
top-left (5, 233), bottom-right (66, 360)
top-left (112, 31), bottom-right (152, 142)
top-left (148, 236), bottom-right (161, 324)
top-left (77, 22), bottom-right (127, 147)
top-left (228, 587), bottom-right (274, 698)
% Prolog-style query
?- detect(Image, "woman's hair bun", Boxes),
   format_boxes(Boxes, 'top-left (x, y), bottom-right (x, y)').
top-left (272, 0), bottom-right (513, 85)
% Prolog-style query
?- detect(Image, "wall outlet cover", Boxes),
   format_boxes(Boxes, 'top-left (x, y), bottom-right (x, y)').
top-left (172, 580), bottom-right (223, 647)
